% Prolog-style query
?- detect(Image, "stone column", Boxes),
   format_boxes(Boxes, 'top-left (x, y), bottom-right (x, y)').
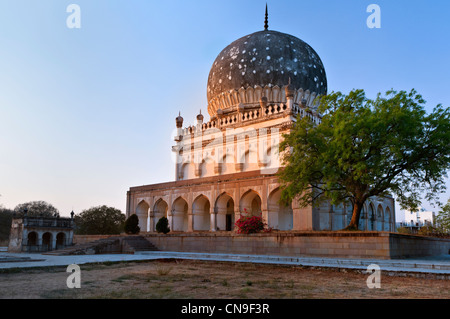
top-left (262, 209), bottom-right (269, 226)
top-left (51, 234), bottom-right (57, 251)
top-left (210, 210), bottom-right (217, 232)
top-left (292, 195), bottom-right (317, 231)
top-left (187, 206), bottom-right (193, 232)
top-left (149, 210), bottom-right (155, 233)
top-left (168, 209), bottom-right (174, 232)
top-left (234, 208), bottom-right (241, 231)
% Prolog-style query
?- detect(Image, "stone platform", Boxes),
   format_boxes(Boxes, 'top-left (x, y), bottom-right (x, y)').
top-left (138, 231), bottom-right (450, 260)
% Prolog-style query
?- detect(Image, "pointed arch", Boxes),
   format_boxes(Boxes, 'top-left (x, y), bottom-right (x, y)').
top-left (136, 200), bottom-right (150, 232)
top-left (192, 194), bottom-right (211, 231)
top-left (215, 192), bottom-right (235, 231)
top-left (172, 196), bottom-right (188, 232)
top-left (268, 187), bottom-right (293, 230)
top-left (239, 189), bottom-right (262, 217)
top-left (181, 162), bottom-right (196, 180)
top-left (377, 204), bottom-right (384, 231)
top-left (153, 198), bottom-right (168, 231)
top-left (385, 206), bottom-right (392, 231)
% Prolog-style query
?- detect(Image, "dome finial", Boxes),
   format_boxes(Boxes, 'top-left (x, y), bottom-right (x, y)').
top-left (264, 3), bottom-right (269, 31)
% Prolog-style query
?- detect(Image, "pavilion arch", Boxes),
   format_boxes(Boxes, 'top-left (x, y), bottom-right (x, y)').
top-left (42, 232), bottom-right (52, 252)
top-left (192, 195), bottom-right (211, 231)
top-left (267, 187), bottom-right (293, 230)
top-left (172, 196), bottom-right (188, 232)
top-left (377, 204), bottom-right (384, 231)
top-left (215, 192), bottom-right (235, 231)
top-left (136, 200), bottom-right (150, 232)
top-left (153, 198), bottom-right (168, 231)
top-left (239, 189), bottom-right (262, 217)
top-left (27, 231), bottom-right (38, 246)
top-left (56, 232), bottom-right (66, 249)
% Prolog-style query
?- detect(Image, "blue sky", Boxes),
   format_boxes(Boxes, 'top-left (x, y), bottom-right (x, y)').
top-left (0, 0), bottom-right (449, 220)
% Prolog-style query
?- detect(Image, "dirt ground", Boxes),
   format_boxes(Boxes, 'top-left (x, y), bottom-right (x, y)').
top-left (0, 259), bottom-right (448, 299)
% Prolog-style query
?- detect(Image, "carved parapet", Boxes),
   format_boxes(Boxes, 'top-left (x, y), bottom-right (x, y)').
top-left (207, 85), bottom-right (323, 117)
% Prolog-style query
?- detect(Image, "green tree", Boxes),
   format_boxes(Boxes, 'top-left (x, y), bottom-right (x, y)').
top-left (14, 201), bottom-right (60, 217)
top-left (124, 214), bottom-right (140, 234)
top-left (74, 205), bottom-right (125, 235)
top-left (0, 206), bottom-right (14, 244)
top-left (435, 199), bottom-right (450, 234)
top-left (279, 89), bottom-right (450, 230)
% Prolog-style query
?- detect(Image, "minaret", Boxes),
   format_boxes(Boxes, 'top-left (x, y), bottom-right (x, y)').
top-left (196, 109), bottom-right (204, 128)
top-left (285, 77), bottom-right (295, 111)
top-left (175, 112), bottom-right (183, 142)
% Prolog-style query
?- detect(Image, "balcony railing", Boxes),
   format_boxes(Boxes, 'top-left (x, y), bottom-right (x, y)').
top-left (396, 221), bottom-right (433, 228)
top-left (24, 217), bottom-right (73, 229)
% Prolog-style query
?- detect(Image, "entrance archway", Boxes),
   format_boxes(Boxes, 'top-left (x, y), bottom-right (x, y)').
top-left (172, 197), bottom-right (188, 232)
top-left (239, 190), bottom-right (262, 217)
top-left (136, 200), bottom-right (149, 232)
top-left (42, 232), bottom-right (52, 251)
top-left (215, 193), bottom-right (235, 231)
top-left (153, 199), bottom-right (168, 231)
top-left (56, 232), bottom-right (65, 249)
top-left (192, 195), bottom-right (211, 231)
top-left (27, 232), bottom-right (37, 246)
top-left (268, 188), bottom-right (293, 230)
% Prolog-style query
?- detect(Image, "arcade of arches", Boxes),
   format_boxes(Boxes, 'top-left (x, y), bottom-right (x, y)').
top-left (127, 172), bottom-right (395, 233)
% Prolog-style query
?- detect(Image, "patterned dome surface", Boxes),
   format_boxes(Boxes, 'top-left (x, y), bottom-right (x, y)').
top-left (207, 30), bottom-right (327, 109)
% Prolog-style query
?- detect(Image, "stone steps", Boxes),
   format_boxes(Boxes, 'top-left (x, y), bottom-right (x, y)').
top-left (42, 236), bottom-right (159, 255)
top-left (121, 236), bottom-right (159, 253)
top-left (43, 237), bottom-right (120, 256)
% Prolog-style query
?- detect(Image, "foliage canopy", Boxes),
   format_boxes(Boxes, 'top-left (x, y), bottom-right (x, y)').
top-left (279, 89), bottom-right (450, 230)
top-left (14, 201), bottom-right (60, 217)
top-left (74, 205), bottom-right (125, 235)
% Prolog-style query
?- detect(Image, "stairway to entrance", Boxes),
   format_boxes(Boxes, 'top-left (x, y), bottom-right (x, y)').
top-left (43, 235), bottom-right (158, 256)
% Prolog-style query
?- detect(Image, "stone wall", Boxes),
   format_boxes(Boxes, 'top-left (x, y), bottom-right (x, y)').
top-left (73, 235), bottom-right (123, 245)
top-left (73, 232), bottom-right (450, 259)
top-left (7, 219), bottom-right (24, 253)
top-left (142, 232), bottom-right (450, 260)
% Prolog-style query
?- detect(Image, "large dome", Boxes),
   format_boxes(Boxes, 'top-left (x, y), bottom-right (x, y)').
top-left (207, 30), bottom-right (327, 116)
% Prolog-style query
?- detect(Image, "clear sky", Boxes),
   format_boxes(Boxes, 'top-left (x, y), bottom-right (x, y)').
top-left (0, 0), bottom-right (449, 220)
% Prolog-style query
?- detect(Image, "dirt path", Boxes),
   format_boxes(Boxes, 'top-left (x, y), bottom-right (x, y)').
top-left (0, 259), bottom-right (448, 299)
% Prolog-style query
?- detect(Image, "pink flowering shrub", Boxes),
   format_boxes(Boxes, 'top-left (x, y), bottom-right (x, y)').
top-left (235, 209), bottom-right (272, 234)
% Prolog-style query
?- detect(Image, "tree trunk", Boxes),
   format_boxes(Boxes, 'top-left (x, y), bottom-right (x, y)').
top-left (345, 200), bottom-right (364, 231)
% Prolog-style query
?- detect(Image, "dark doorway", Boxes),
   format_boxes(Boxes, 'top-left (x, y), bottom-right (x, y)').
top-left (56, 233), bottom-right (65, 249)
top-left (226, 214), bottom-right (232, 231)
top-left (42, 232), bottom-right (52, 251)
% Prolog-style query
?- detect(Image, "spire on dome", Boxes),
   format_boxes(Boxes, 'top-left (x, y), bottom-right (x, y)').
top-left (264, 3), bottom-right (269, 31)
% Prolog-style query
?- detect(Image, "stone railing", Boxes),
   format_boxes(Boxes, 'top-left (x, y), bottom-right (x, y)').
top-left (207, 85), bottom-right (321, 116)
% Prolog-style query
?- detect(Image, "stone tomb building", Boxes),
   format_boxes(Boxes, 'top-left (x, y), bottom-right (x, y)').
top-left (126, 20), bottom-right (396, 234)
top-left (8, 213), bottom-right (74, 253)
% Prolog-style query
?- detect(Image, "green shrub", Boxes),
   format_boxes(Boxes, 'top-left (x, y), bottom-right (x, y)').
top-left (124, 214), bottom-right (140, 234)
top-left (156, 217), bottom-right (170, 234)
top-left (396, 227), bottom-right (412, 234)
